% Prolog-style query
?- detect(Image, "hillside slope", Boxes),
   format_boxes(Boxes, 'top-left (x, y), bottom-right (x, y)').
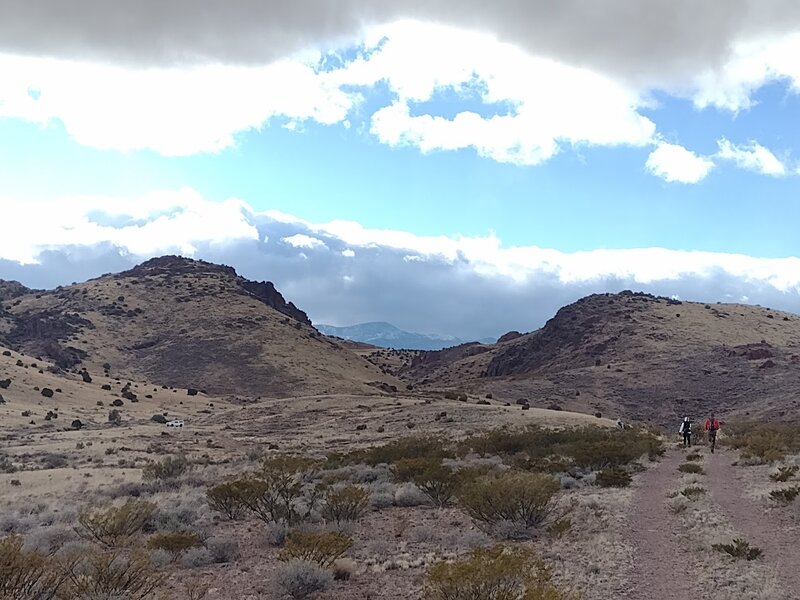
top-left (0, 256), bottom-right (398, 397)
top-left (398, 292), bottom-right (800, 425)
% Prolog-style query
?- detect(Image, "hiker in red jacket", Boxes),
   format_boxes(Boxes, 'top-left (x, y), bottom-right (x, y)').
top-left (704, 413), bottom-right (721, 453)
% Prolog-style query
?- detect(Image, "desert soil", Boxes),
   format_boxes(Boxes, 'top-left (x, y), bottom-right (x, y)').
top-left (619, 446), bottom-right (800, 600)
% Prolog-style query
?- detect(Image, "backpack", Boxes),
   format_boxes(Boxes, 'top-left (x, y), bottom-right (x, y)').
top-left (707, 419), bottom-right (718, 432)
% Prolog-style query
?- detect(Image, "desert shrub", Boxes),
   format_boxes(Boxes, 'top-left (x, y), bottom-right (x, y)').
top-left (685, 452), bottom-right (702, 462)
top-left (206, 536), bottom-right (240, 563)
top-left (678, 463), bottom-right (704, 474)
top-left (394, 482), bottom-right (430, 507)
top-left (321, 485), bottom-right (370, 524)
top-left (332, 557), bottom-right (356, 581)
top-left (712, 538), bottom-right (762, 561)
top-left (141, 454), bottom-right (191, 482)
top-left (768, 486), bottom-right (800, 504)
top-left (206, 481), bottom-right (248, 520)
top-left (76, 499), bottom-right (157, 548)
top-left (59, 548), bottom-right (165, 599)
top-left (725, 423), bottom-right (800, 463)
top-left (180, 546), bottom-right (215, 568)
top-left (391, 458), bottom-right (462, 507)
top-left (594, 467), bottom-right (632, 488)
top-left (146, 531), bottom-right (202, 561)
top-left (458, 472), bottom-right (560, 536)
top-left (108, 408), bottom-right (122, 425)
top-left (234, 476), bottom-right (310, 527)
top-left (547, 518), bottom-right (572, 539)
top-left (423, 544), bottom-right (575, 600)
top-left (331, 435), bottom-right (452, 466)
top-left (279, 531), bottom-right (353, 568)
top-left (680, 486), bottom-right (706, 499)
top-left (150, 414), bottom-right (167, 424)
top-left (265, 522), bottom-right (290, 547)
top-left (40, 453), bottom-right (68, 469)
top-left (0, 452), bottom-right (16, 473)
top-left (22, 525), bottom-right (76, 556)
top-left (459, 425), bottom-right (661, 469)
top-left (0, 534), bottom-right (65, 599)
top-left (769, 465), bottom-right (798, 482)
top-left (274, 559), bottom-right (333, 599)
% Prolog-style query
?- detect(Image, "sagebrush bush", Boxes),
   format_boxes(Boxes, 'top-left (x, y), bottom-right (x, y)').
top-left (594, 467), bottom-right (632, 488)
top-left (458, 425), bottom-right (661, 470)
top-left (274, 559), bottom-right (333, 599)
top-left (458, 472), bottom-right (560, 536)
top-left (322, 485), bottom-right (370, 524)
top-left (769, 465), bottom-right (798, 482)
top-left (330, 435), bottom-right (453, 466)
top-left (146, 531), bottom-right (202, 561)
top-left (0, 534), bottom-right (64, 599)
top-left (141, 454), bottom-right (191, 482)
top-left (206, 481), bottom-right (248, 520)
top-left (678, 463), bottom-right (704, 474)
top-left (424, 544), bottom-right (576, 600)
top-left (685, 452), bottom-right (702, 462)
top-left (76, 499), bottom-right (157, 548)
top-left (278, 531), bottom-right (353, 568)
top-left (0, 452), bottom-right (17, 473)
top-left (768, 486), bottom-right (800, 504)
top-left (59, 547), bottom-right (165, 598)
top-left (680, 486), bottom-right (706, 499)
top-left (392, 458), bottom-right (462, 507)
top-left (725, 423), bottom-right (800, 463)
top-left (712, 538), bottom-right (762, 561)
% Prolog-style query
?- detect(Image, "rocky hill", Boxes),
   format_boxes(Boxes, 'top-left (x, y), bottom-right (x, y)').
top-left (0, 256), bottom-right (398, 397)
top-left (398, 291), bottom-right (800, 426)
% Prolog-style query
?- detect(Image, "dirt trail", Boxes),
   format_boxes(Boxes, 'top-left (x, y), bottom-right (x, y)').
top-left (616, 448), bottom-right (705, 599)
top-left (707, 450), bottom-right (800, 597)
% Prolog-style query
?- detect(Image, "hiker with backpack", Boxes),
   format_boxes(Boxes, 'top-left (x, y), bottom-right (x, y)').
top-left (703, 413), bottom-right (721, 453)
top-left (679, 417), bottom-right (692, 447)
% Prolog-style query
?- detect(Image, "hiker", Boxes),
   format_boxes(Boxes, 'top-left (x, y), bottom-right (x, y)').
top-left (616, 418), bottom-right (624, 430)
top-left (703, 413), bottom-right (721, 453)
top-left (679, 417), bottom-right (692, 447)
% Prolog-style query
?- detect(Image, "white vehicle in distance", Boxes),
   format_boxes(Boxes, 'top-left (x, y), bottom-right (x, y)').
top-left (166, 419), bottom-right (185, 428)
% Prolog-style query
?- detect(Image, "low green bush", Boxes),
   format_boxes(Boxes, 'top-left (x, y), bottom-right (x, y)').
top-left (321, 485), bottom-right (370, 524)
top-left (768, 486), bottom-right (800, 505)
top-left (769, 465), bottom-right (798, 483)
top-left (146, 531), bottom-right (202, 561)
top-left (712, 538), bottom-right (762, 561)
top-left (458, 471), bottom-right (560, 535)
top-left (423, 544), bottom-right (576, 600)
top-left (278, 531), bottom-right (353, 568)
top-left (391, 458), bottom-right (462, 507)
top-left (677, 463), bottom-right (704, 474)
top-left (595, 467), bottom-right (632, 488)
top-left (76, 499), bottom-right (157, 548)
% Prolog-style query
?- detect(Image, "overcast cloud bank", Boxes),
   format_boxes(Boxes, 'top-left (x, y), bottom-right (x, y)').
top-left (2, 190), bottom-right (798, 340)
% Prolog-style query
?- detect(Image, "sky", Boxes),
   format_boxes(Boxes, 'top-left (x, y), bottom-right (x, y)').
top-left (1, 1), bottom-right (800, 340)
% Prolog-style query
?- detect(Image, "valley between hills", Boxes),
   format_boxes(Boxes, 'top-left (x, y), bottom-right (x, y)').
top-left (1, 255), bottom-right (799, 600)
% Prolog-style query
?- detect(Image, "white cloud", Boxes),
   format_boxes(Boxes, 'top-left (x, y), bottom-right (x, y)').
top-left (645, 141), bottom-right (715, 183)
top-left (692, 33), bottom-right (800, 112)
top-left (341, 21), bottom-right (655, 165)
top-left (281, 234), bottom-right (327, 249)
top-left (0, 52), bottom-right (357, 155)
top-left (342, 249), bottom-right (356, 257)
top-left (715, 138), bottom-right (787, 176)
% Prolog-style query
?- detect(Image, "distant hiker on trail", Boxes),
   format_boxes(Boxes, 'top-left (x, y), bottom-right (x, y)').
top-left (704, 413), bottom-right (721, 453)
top-left (616, 418), bottom-right (624, 430)
top-left (679, 417), bottom-right (692, 447)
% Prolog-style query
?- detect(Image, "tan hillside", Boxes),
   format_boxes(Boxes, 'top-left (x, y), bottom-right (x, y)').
top-left (397, 291), bottom-right (800, 425)
top-left (0, 256), bottom-right (399, 397)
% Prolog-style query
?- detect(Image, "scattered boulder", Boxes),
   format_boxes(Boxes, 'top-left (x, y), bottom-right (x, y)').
top-left (0, 393), bottom-right (4, 404)
top-left (1, 350), bottom-right (11, 356)
top-left (151, 414), bottom-right (168, 424)
top-left (112, 399), bottom-right (124, 407)
top-left (476, 400), bottom-right (491, 405)
top-left (187, 388), bottom-right (198, 396)
top-left (40, 388), bottom-right (54, 398)
top-left (71, 419), bottom-right (83, 430)
top-left (81, 371), bottom-right (92, 383)
top-left (759, 360), bottom-right (776, 369)
top-left (101, 384), bottom-right (112, 391)
top-left (0, 379), bottom-right (10, 389)
top-left (356, 424), bottom-right (367, 431)
top-left (521, 404), bottom-right (530, 410)
top-left (746, 348), bottom-right (773, 360)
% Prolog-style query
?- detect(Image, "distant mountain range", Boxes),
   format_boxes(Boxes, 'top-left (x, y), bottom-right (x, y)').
top-left (317, 321), bottom-right (495, 350)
